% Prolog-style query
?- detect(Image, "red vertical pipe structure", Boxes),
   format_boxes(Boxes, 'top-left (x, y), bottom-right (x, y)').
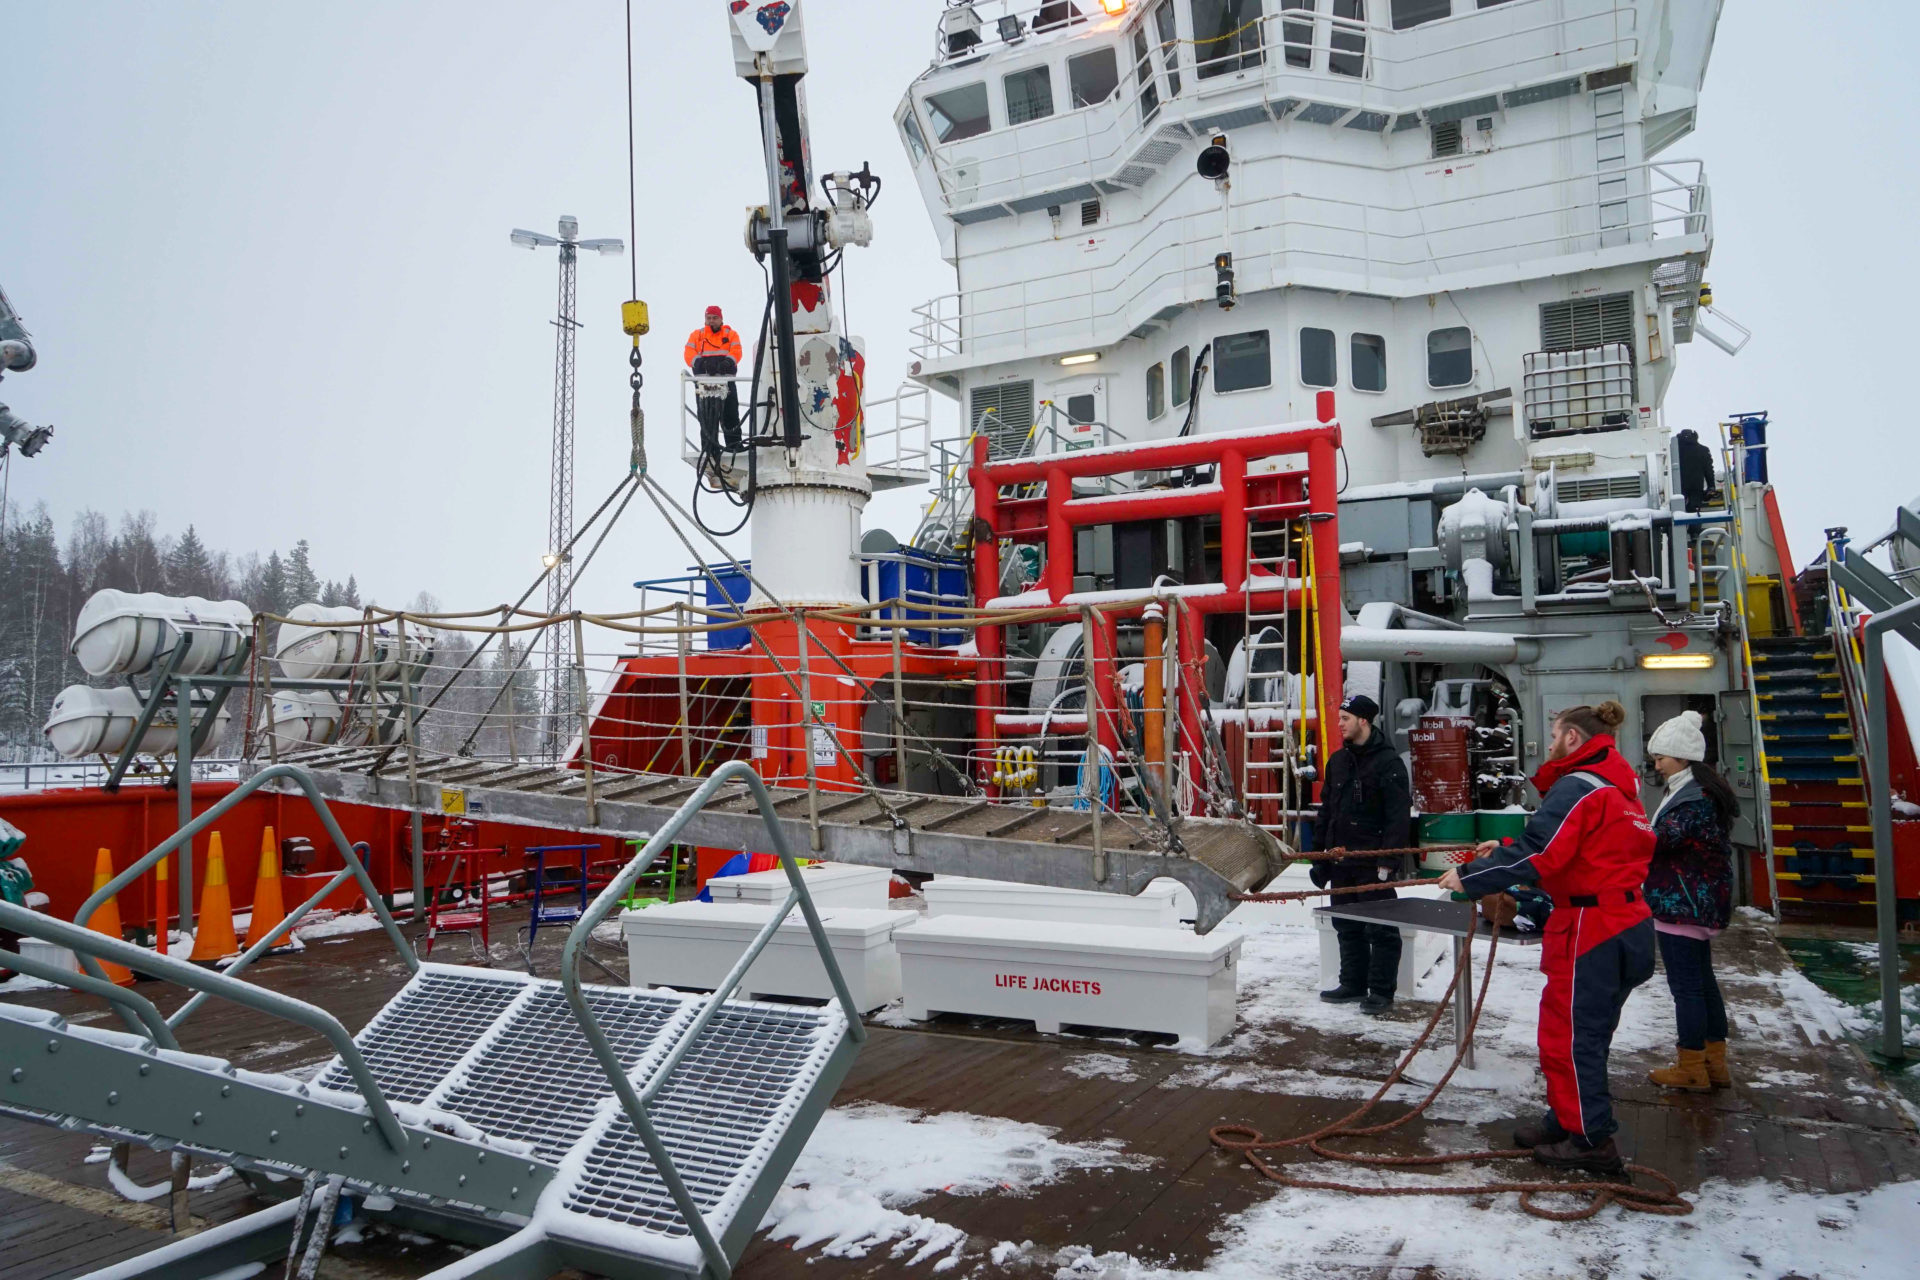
top-left (1046, 467), bottom-right (1074, 603)
top-left (1219, 448), bottom-right (1248, 594)
top-left (969, 435), bottom-right (1003, 792)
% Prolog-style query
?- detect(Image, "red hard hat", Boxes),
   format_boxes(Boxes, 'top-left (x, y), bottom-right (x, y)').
top-left (705, 305), bottom-right (723, 319)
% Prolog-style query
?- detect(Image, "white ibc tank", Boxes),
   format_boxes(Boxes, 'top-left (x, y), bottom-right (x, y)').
top-left (267, 690), bottom-right (342, 749)
top-left (275, 604), bottom-right (429, 682)
top-left (71, 590), bottom-right (252, 678)
top-left (42, 684), bottom-right (232, 759)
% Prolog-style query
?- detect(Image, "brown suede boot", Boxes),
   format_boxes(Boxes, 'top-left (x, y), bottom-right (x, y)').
top-left (1647, 1046), bottom-right (1712, 1092)
top-left (1703, 1040), bottom-right (1733, 1089)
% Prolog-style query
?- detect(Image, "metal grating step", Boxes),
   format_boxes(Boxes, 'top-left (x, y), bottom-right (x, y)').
top-left (314, 967), bottom-right (527, 1104)
top-left (432, 985), bottom-right (692, 1163)
top-left (557, 1001), bottom-right (845, 1263)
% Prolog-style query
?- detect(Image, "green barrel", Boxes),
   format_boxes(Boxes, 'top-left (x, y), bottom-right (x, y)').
top-left (1476, 811), bottom-right (1528, 842)
top-left (1417, 812), bottom-right (1476, 874)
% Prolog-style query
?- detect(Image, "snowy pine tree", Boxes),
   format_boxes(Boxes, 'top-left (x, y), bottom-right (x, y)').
top-left (285, 539), bottom-right (322, 607)
top-left (165, 524), bottom-right (217, 598)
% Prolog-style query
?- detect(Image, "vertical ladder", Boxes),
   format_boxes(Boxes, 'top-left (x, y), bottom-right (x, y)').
top-left (1241, 518), bottom-right (1306, 848)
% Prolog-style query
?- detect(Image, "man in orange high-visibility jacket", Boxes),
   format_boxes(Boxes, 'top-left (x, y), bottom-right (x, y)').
top-left (685, 305), bottom-right (744, 455)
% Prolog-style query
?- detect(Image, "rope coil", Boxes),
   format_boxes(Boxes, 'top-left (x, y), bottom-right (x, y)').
top-left (1209, 899), bottom-right (1692, 1220)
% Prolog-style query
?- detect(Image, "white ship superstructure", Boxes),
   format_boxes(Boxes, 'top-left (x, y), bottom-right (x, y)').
top-left (894, 0), bottom-right (1755, 806)
top-left (899, 0), bottom-right (1719, 488)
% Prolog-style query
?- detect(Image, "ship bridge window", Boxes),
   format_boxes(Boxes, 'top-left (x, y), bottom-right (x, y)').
top-left (1192, 0), bottom-right (1265, 79)
top-left (1152, 1), bottom-right (1183, 97)
top-left (1005, 65), bottom-right (1056, 125)
top-left (1132, 28), bottom-right (1161, 124)
top-left (1214, 330), bottom-right (1272, 393)
top-left (925, 82), bottom-right (992, 144)
top-left (1280, 1), bottom-right (1314, 69)
top-left (1171, 345), bottom-right (1193, 406)
top-left (899, 110), bottom-right (929, 165)
top-left (1147, 362), bottom-right (1167, 419)
top-left (1299, 327), bottom-right (1337, 389)
top-left (1351, 333), bottom-right (1387, 392)
top-left (1068, 47), bottom-right (1120, 107)
top-left (1330, 0), bottom-right (1367, 78)
top-left (1391, 0), bottom-right (1453, 30)
top-left (1427, 326), bottom-right (1474, 388)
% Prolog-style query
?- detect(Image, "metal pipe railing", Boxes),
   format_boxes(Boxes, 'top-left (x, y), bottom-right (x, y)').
top-left (558, 759), bottom-right (865, 1280)
top-left (70, 764), bottom-right (417, 995)
top-left (0, 901), bottom-right (410, 1152)
top-left (0, 946), bottom-right (180, 1050)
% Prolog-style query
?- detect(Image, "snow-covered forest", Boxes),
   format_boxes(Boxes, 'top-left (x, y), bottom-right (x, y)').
top-left (0, 503), bottom-right (536, 761)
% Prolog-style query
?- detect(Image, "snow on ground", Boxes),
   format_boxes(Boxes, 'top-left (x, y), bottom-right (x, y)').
top-left (1062, 1053), bottom-right (1141, 1083)
top-left (1051, 1176), bottom-right (1920, 1279)
top-left (762, 1102), bottom-right (1153, 1270)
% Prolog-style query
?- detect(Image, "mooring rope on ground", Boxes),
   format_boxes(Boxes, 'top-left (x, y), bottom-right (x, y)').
top-left (1209, 897), bottom-right (1693, 1221)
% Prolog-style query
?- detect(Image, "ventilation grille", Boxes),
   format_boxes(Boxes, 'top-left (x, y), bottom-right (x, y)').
top-left (1431, 120), bottom-right (1462, 158)
top-left (1540, 293), bottom-right (1633, 352)
top-left (1558, 473), bottom-right (1647, 504)
top-left (970, 380), bottom-right (1036, 460)
top-left (1080, 199), bottom-right (1102, 227)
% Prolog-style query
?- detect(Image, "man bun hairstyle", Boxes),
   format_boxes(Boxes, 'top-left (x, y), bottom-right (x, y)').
top-left (1554, 699), bottom-right (1627, 739)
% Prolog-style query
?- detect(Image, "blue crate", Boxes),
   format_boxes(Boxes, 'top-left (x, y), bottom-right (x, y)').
top-left (867, 552), bottom-right (968, 646)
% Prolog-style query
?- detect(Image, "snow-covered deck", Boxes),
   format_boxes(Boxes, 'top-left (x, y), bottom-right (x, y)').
top-left (1, 896), bottom-right (1913, 1278)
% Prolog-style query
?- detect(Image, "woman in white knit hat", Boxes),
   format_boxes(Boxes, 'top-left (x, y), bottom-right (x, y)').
top-left (1642, 709), bottom-right (1739, 1091)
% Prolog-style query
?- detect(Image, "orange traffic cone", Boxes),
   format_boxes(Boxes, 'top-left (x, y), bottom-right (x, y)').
top-left (244, 826), bottom-right (289, 952)
top-left (153, 855), bottom-right (169, 957)
top-left (188, 833), bottom-right (240, 964)
top-left (84, 848), bottom-right (134, 986)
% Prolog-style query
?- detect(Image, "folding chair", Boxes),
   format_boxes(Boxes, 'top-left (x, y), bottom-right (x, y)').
top-left (418, 845), bottom-right (506, 965)
top-left (517, 843), bottom-right (602, 973)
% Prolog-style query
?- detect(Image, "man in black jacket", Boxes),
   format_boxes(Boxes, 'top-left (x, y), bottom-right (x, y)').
top-left (1313, 693), bottom-right (1413, 1013)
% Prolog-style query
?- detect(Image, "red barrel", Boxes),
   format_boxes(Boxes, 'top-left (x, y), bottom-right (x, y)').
top-left (1410, 715), bottom-right (1473, 814)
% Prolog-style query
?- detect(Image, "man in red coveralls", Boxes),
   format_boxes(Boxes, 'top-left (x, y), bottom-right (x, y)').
top-left (1438, 700), bottom-right (1656, 1176)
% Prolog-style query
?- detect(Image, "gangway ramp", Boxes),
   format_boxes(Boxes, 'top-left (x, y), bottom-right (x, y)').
top-left (0, 760), bottom-right (867, 1279)
top-left (264, 744), bottom-right (1286, 933)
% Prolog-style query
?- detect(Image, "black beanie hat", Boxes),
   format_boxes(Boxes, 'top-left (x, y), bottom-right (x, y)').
top-left (1340, 693), bottom-right (1380, 722)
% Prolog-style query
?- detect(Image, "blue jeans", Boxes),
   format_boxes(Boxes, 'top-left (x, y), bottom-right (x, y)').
top-left (1657, 930), bottom-right (1727, 1050)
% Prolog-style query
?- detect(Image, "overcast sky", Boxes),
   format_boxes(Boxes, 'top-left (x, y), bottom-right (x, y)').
top-left (3, 0), bottom-right (1915, 613)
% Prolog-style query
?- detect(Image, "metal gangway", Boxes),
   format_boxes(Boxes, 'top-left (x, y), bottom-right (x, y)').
top-left (0, 760), bottom-right (865, 1279)
top-left (268, 740), bottom-right (1282, 934)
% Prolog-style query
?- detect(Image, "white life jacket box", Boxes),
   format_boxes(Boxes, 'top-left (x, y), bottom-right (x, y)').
top-left (704, 862), bottom-right (890, 909)
top-left (893, 915), bottom-right (1242, 1048)
top-left (621, 901), bottom-right (907, 1013)
top-left (920, 875), bottom-right (1188, 928)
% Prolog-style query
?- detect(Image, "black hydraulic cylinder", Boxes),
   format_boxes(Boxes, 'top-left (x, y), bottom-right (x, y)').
top-left (767, 226), bottom-right (804, 451)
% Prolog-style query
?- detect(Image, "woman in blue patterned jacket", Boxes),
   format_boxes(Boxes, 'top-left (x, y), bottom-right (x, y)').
top-left (1641, 710), bottom-right (1738, 1092)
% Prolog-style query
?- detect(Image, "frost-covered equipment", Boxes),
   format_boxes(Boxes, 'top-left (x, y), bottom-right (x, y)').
top-left (44, 684), bottom-right (231, 759)
top-left (273, 603), bottom-right (427, 682)
top-left (0, 761), bottom-right (865, 1280)
top-left (71, 590), bottom-right (250, 678)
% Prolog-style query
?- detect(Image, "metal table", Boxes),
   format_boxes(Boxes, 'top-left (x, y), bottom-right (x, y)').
top-left (1314, 896), bottom-right (1541, 1070)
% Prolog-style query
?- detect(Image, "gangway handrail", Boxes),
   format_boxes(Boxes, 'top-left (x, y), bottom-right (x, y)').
top-left (72, 763), bottom-right (418, 1004)
top-left (168, 839), bottom-right (387, 1031)
top-left (0, 900), bottom-right (413, 1153)
top-left (559, 758), bottom-right (866, 1280)
top-left (0, 944), bottom-right (180, 1050)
